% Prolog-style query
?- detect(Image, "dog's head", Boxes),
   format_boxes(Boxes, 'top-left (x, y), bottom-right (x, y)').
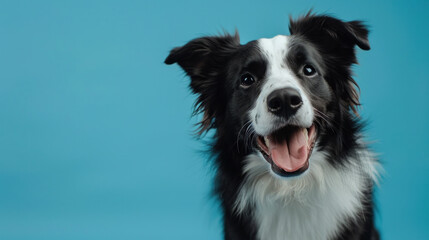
top-left (165, 13), bottom-right (370, 178)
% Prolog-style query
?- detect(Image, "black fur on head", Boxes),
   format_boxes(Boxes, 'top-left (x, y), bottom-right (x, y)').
top-left (289, 12), bottom-right (370, 115)
top-left (165, 32), bottom-right (240, 135)
top-left (165, 13), bottom-right (371, 163)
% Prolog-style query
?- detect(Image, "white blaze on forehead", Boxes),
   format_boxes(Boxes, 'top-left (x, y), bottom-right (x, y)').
top-left (250, 35), bottom-right (314, 136)
top-left (258, 35), bottom-right (290, 69)
top-left (258, 35), bottom-right (297, 92)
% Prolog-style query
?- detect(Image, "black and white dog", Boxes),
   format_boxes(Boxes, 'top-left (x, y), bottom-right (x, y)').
top-left (165, 13), bottom-right (380, 240)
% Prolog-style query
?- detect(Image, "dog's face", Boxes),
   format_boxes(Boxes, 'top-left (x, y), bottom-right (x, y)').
top-left (165, 14), bottom-right (370, 179)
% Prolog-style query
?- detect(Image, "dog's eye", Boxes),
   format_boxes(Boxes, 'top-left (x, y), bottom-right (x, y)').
top-left (303, 65), bottom-right (317, 77)
top-left (240, 73), bottom-right (256, 88)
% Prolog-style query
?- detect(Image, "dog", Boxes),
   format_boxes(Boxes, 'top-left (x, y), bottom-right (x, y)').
top-left (165, 13), bottom-right (380, 240)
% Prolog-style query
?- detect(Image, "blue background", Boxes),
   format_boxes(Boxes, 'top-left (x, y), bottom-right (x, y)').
top-left (1, 0), bottom-right (428, 239)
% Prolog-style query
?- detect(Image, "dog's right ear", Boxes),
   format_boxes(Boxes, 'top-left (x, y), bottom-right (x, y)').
top-left (165, 32), bottom-right (240, 134)
top-left (165, 32), bottom-right (240, 79)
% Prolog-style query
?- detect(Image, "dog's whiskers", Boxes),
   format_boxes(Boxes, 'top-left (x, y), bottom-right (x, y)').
top-left (236, 121), bottom-right (253, 153)
top-left (313, 108), bottom-right (337, 133)
top-left (244, 122), bottom-right (256, 152)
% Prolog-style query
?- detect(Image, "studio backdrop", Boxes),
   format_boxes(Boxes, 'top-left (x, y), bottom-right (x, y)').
top-left (0, 0), bottom-right (428, 239)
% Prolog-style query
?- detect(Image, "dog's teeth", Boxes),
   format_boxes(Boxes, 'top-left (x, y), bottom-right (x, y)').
top-left (264, 136), bottom-right (270, 147)
top-left (303, 128), bottom-right (308, 142)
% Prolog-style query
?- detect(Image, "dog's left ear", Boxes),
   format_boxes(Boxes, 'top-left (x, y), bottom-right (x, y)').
top-left (289, 13), bottom-right (370, 51)
top-left (345, 21), bottom-right (370, 51)
top-left (165, 32), bottom-right (240, 134)
top-left (289, 12), bottom-right (370, 50)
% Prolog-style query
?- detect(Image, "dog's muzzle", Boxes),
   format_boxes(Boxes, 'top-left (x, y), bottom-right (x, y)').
top-left (256, 87), bottom-right (317, 177)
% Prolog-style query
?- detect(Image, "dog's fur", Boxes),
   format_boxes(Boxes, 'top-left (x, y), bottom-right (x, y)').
top-left (165, 13), bottom-right (380, 240)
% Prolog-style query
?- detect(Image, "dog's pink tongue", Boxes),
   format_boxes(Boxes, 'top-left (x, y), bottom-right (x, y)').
top-left (269, 129), bottom-right (308, 172)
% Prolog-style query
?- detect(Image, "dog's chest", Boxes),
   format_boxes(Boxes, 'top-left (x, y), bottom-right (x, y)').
top-left (237, 153), bottom-right (371, 240)
top-left (253, 193), bottom-right (350, 240)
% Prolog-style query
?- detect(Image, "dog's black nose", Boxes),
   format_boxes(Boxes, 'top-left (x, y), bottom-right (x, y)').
top-left (267, 88), bottom-right (303, 117)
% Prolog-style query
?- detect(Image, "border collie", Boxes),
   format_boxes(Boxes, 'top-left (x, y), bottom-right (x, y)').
top-left (165, 13), bottom-right (380, 240)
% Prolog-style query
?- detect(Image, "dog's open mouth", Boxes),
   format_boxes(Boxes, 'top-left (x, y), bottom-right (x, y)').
top-left (256, 125), bottom-right (317, 177)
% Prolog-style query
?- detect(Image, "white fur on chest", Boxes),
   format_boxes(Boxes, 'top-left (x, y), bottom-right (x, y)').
top-left (235, 148), bottom-right (378, 240)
